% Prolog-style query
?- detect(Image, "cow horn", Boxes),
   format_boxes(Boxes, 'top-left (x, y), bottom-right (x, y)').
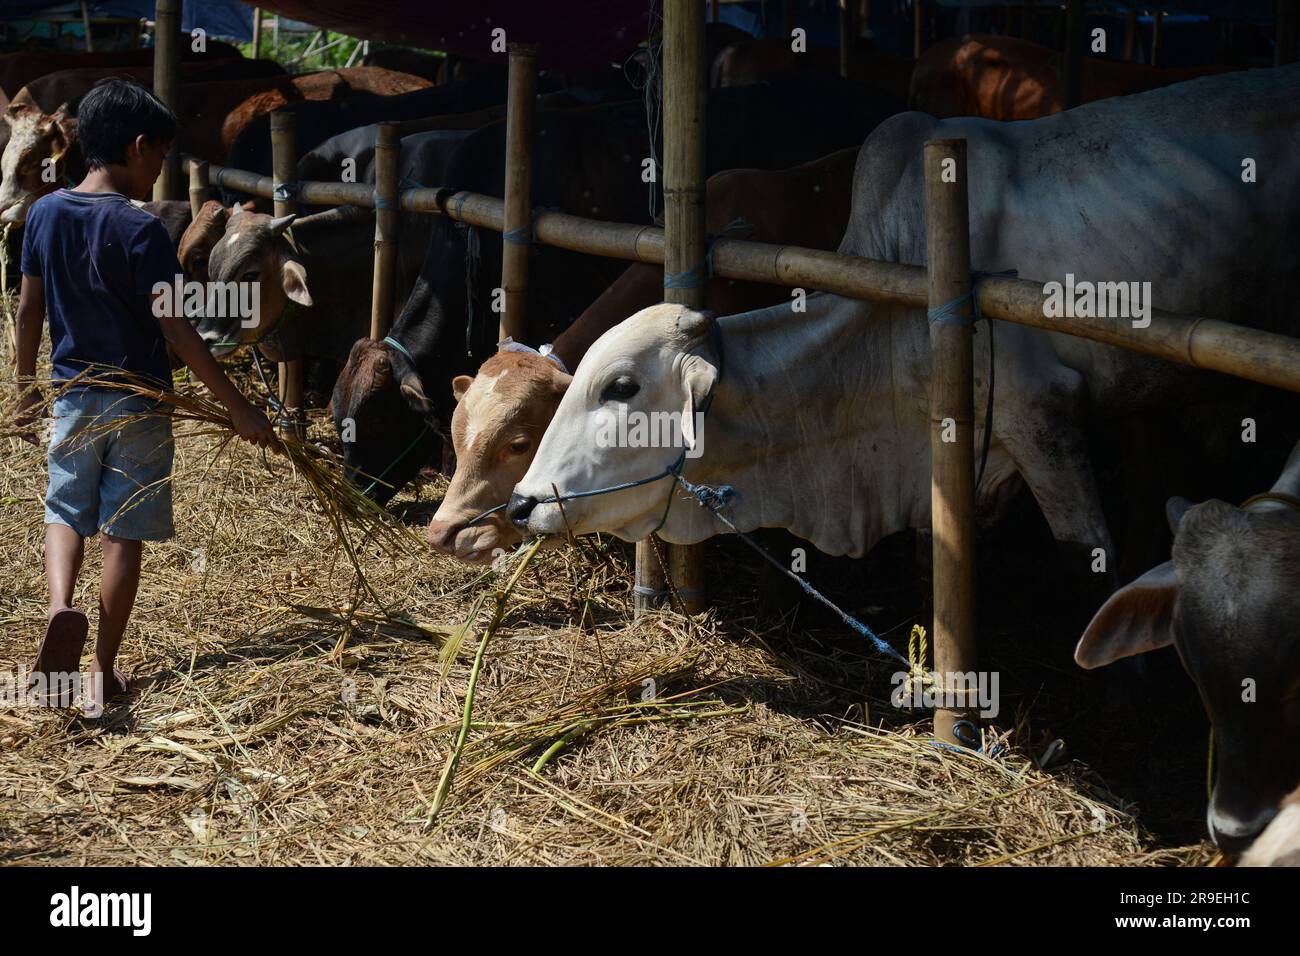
top-left (269, 214), bottom-right (297, 235)
top-left (229, 202), bottom-right (243, 219)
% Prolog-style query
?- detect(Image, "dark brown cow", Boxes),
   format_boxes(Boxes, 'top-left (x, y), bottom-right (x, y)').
top-left (0, 67), bottom-right (429, 224)
top-left (710, 37), bottom-right (914, 103)
top-left (0, 40), bottom-right (245, 110)
top-left (217, 67), bottom-right (431, 153)
top-left (0, 57), bottom-right (282, 160)
top-left (426, 147), bottom-right (860, 561)
top-left (909, 33), bottom-right (1235, 120)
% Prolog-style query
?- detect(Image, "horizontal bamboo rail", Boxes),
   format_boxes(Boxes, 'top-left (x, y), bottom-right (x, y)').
top-left (184, 156), bottom-right (1300, 396)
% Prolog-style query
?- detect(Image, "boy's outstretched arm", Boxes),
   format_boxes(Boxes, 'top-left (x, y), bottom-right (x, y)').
top-left (14, 275), bottom-right (45, 444)
top-left (154, 306), bottom-right (279, 450)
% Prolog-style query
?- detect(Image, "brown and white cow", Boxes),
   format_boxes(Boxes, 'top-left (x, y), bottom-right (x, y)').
top-left (909, 33), bottom-right (1235, 120)
top-left (426, 148), bottom-right (860, 562)
top-left (1076, 441), bottom-right (1300, 853)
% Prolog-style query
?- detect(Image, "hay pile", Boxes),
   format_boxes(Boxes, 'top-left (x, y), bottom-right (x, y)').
top-left (0, 294), bottom-right (1213, 866)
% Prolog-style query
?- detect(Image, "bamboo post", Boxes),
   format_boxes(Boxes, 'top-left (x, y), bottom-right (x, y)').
top-left (81, 1), bottom-right (94, 52)
top-left (251, 7), bottom-right (263, 60)
top-left (188, 158), bottom-right (208, 220)
top-left (924, 139), bottom-right (978, 746)
top-left (1123, 5), bottom-right (1138, 61)
top-left (914, 0), bottom-right (924, 57)
top-left (655, 0), bottom-right (709, 617)
top-left (271, 111), bottom-right (304, 439)
top-left (1152, 10), bottom-right (1163, 67)
top-left (1022, 0), bottom-right (1033, 39)
top-left (840, 0), bottom-right (853, 78)
top-left (151, 0), bottom-right (180, 202)
top-left (500, 43), bottom-right (538, 343)
top-left (370, 123), bottom-right (400, 340)
top-left (1062, 0), bottom-right (1084, 108)
top-left (1279, 0), bottom-right (1298, 66)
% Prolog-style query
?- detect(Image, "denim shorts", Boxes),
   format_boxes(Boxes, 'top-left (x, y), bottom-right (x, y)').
top-left (45, 389), bottom-right (175, 541)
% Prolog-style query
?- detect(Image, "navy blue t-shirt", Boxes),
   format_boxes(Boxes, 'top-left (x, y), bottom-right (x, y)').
top-left (21, 189), bottom-right (181, 389)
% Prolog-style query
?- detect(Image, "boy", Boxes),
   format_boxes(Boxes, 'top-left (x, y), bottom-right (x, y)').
top-left (13, 78), bottom-right (277, 714)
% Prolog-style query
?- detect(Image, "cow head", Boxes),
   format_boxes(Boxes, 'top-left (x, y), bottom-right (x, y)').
top-left (0, 100), bottom-right (76, 225)
top-left (331, 337), bottom-right (442, 504)
top-left (179, 199), bottom-right (254, 283)
top-left (1075, 496), bottom-right (1300, 853)
top-left (508, 303), bottom-right (717, 541)
top-left (200, 205), bottom-right (312, 360)
top-left (427, 350), bottom-right (571, 562)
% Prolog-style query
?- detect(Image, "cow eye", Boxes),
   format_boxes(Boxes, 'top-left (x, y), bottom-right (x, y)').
top-left (240, 269), bottom-right (259, 283)
top-left (508, 437), bottom-right (531, 455)
top-left (601, 376), bottom-right (639, 403)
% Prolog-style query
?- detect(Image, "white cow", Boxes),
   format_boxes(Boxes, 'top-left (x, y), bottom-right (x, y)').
top-left (509, 66), bottom-right (1300, 577)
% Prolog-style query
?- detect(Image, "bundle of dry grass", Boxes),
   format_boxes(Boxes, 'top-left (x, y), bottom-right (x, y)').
top-left (0, 292), bottom-right (1215, 866)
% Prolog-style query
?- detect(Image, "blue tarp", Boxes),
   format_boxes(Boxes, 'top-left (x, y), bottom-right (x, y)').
top-left (0, 1), bottom-right (256, 41)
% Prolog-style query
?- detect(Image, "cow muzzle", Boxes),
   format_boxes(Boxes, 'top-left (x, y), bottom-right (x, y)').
top-left (507, 493), bottom-right (538, 532)
top-left (1208, 794), bottom-right (1279, 854)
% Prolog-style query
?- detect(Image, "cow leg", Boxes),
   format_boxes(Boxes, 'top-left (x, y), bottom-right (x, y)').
top-left (990, 364), bottom-right (1154, 705)
top-left (991, 362), bottom-right (1118, 613)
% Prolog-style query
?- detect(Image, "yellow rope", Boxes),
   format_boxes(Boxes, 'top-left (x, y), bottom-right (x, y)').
top-left (905, 623), bottom-right (934, 698)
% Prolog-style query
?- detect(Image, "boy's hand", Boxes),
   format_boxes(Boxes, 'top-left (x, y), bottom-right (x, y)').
top-left (228, 396), bottom-right (279, 451)
top-left (14, 382), bottom-right (44, 445)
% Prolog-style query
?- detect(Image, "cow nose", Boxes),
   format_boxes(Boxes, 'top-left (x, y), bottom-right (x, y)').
top-left (507, 493), bottom-right (537, 530)
top-left (426, 520), bottom-right (459, 553)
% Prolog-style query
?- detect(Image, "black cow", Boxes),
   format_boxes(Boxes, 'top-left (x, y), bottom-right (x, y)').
top-left (1076, 440), bottom-right (1300, 854)
top-left (223, 73), bottom-right (512, 178)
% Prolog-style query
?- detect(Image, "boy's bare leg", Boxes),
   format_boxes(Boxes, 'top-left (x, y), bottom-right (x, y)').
top-left (45, 522), bottom-right (85, 615)
top-left (88, 533), bottom-right (142, 707)
top-left (36, 523), bottom-right (90, 706)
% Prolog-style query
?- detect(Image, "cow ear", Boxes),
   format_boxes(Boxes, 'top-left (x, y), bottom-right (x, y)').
top-left (452, 375), bottom-right (473, 402)
top-left (679, 353), bottom-right (717, 452)
top-left (402, 372), bottom-right (433, 415)
top-left (281, 259), bottom-right (313, 307)
top-left (1166, 496), bottom-right (1194, 534)
top-left (1074, 561), bottom-right (1177, 669)
top-left (50, 104), bottom-right (76, 143)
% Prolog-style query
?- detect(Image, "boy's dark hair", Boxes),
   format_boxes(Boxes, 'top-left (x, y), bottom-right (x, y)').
top-left (77, 78), bottom-right (179, 170)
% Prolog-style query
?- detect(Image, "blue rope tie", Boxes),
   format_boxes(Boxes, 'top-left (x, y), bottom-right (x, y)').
top-left (672, 473), bottom-right (910, 670)
top-left (373, 194), bottom-right (398, 211)
top-left (926, 269), bottom-right (1019, 325)
top-left (502, 225), bottom-right (532, 245)
top-left (399, 175), bottom-right (427, 190)
top-left (663, 218), bottom-right (755, 291)
top-left (383, 336), bottom-right (415, 364)
top-left (272, 181), bottom-right (300, 203)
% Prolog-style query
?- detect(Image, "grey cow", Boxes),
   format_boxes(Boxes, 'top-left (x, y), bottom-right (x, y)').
top-left (1077, 440), bottom-right (1300, 854)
